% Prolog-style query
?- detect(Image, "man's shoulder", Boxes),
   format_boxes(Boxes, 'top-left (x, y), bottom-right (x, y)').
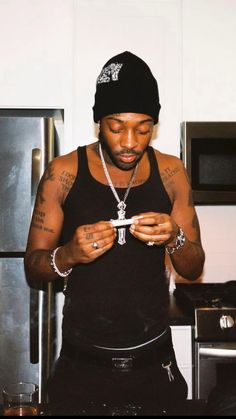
top-left (49, 149), bottom-right (78, 173)
top-left (45, 150), bottom-right (79, 202)
top-left (152, 147), bottom-right (184, 170)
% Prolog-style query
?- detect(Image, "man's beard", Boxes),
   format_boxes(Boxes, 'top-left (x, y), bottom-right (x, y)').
top-left (98, 130), bottom-right (143, 171)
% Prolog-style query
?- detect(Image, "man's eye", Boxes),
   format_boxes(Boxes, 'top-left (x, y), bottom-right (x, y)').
top-left (138, 130), bottom-right (151, 135)
top-left (110, 128), bottom-right (121, 134)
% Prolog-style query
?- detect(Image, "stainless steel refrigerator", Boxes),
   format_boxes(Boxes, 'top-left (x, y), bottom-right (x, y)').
top-left (0, 109), bottom-right (64, 403)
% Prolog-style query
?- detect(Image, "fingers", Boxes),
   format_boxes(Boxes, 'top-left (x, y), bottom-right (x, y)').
top-left (84, 222), bottom-right (116, 248)
top-left (130, 224), bottom-right (169, 245)
top-left (74, 221), bottom-right (117, 260)
top-left (130, 212), bottom-right (174, 245)
top-left (132, 212), bottom-right (167, 226)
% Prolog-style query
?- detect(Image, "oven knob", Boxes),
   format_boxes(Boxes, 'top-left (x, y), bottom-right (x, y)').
top-left (219, 315), bottom-right (235, 329)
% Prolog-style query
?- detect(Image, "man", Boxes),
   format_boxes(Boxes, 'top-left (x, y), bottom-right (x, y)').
top-left (24, 51), bottom-right (205, 414)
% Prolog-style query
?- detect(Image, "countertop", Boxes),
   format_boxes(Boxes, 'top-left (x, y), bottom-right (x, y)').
top-left (46, 400), bottom-right (208, 416)
top-left (0, 400), bottom-right (207, 416)
top-left (169, 292), bottom-right (194, 326)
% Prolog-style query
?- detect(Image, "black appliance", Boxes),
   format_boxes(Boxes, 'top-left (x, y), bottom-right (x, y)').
top-left (174, 282), bottom-right (236, 400)
top-left (181, 121), bottom-right (236, 204)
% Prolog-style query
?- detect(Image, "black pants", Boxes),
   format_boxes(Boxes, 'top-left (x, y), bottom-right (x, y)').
top-left (47, 328), bottom-right (188, 415)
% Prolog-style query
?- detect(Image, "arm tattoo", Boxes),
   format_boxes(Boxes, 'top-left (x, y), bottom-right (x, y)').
top-left (33, 209), bottom-right (45, 225)
top-left (31, 210), bottom-right (54, 234)
top-left (161, 166), bottom-right (180, 186)
top-left (31, 221), bottom-right (55, 234)
top-left (36, 164), bottom-right (55, 206)
top-left (59, 170), bottom-right (76, 193)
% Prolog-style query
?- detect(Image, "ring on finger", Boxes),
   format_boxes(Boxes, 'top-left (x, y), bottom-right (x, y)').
top-left (146, 241), bottom-right (155, 246)
top-left (92, 242), bottom-right (99, 250)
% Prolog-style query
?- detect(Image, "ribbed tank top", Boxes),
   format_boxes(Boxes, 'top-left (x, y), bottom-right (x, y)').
top-left (60, 145), bottom-right (172, 348)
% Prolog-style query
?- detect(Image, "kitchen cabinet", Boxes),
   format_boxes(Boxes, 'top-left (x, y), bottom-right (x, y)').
top-left (171, 325), bottom-right (193, 399)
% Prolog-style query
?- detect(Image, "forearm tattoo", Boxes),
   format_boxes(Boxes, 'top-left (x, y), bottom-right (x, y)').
top-left (27, 250), bottom-right (52, 273)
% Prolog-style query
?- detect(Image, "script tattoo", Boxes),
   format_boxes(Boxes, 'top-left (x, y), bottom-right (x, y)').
top-left (161, 166), bottom-right (180, 185)
top-left (31, 209), bottom-right (55, 234)
top-left (33, 209), bottom-right (45, 225)
top-left (36, 164), bottom-right (55, 206)
top-left (31, 209), bottom-right (45, 231)
top-left (59, 170), bottom-right (75, 193)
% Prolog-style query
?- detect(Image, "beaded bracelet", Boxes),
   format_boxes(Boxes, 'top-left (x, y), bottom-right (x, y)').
top-left (50, 246), bottom-right (72, 278)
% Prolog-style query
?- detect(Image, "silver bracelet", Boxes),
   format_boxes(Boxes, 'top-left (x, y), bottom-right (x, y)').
top-left (165, 227), bottom-right (186, 255)
top-left (50, 246), bottom-right (72, 278)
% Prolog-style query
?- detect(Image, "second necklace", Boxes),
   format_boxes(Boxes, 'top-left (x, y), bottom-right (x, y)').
top-left (99, 142), bottom-right (138, 245)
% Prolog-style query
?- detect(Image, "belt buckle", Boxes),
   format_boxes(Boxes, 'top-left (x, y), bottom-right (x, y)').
top-left (112, 357), bottom-right (133, 371)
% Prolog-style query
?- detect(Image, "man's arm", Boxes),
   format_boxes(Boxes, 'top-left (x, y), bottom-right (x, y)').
top-left (164, 157), bottom-right (205, 280)
top-left (130, 155), bottom-right (205, 281)
top-left (24, 153), bottom-right (117, 286)
top-left (24, 157), bottom-right (69, 284)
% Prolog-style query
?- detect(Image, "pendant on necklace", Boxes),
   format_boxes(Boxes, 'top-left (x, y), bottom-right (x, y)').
top-left (98, 143), bottom-right (138, 246)
top-left (117, 201), bottom-right (127, 245)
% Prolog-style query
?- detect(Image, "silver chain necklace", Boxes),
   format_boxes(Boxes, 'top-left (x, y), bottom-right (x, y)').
top-left (99, 142), bottom-right (138, 245)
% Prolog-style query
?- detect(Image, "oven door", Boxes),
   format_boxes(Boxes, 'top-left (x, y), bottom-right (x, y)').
top-left (195, 342), bottom-right (236, 399)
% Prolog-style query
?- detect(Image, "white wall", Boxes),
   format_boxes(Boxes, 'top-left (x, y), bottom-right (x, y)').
top-left (0, 0), bottom-right (75, 150)
top-left (182, 0), bottom-right (236, 283)
top-left (182, 0), bottom-right (236, 121)
top-left (0, 0), bottom-right (236, 283)
top-left (73, 0), bottom-right (182, 156)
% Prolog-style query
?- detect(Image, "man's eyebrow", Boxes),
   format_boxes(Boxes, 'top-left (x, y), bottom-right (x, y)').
top-left (138, 118), bottom-right (153, 124)
top-left (106, 116), bottom-right (124, 123)
top-left (106, 116), bottom-right (153, 124)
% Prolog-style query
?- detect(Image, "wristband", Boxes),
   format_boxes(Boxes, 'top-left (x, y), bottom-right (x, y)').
top-left (50, 247), bottom-right (72, 277)
top-left (165, 227), bottom-right (186, 255)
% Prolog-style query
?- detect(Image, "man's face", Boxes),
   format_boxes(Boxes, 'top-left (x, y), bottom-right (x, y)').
top-left (100, 113), bottom-right (154, 171)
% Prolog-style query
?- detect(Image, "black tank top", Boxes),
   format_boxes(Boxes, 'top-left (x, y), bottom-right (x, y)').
top-left (60, 145), bottom-right (172, 348)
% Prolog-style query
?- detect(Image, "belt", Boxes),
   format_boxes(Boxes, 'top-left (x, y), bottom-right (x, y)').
top-left (61, 328), bottom-right (173, 372)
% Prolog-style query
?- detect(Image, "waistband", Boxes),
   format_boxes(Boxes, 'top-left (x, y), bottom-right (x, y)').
top-left (60, 328), bottom-right (173, 371)
top-left (93, 328), bottom-right (168, 351)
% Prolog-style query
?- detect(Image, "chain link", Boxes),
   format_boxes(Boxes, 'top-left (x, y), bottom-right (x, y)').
top-left (98, 143), bottom-right (138, 205)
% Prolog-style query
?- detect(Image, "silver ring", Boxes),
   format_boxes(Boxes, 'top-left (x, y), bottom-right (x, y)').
top-left (92, 242), bottom-right (99, 250)
top-left (147, 241), bottom-right (155, 246)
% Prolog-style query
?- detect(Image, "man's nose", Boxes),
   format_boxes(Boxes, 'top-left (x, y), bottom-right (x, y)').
top-left (120, 130), bottom-right (137, 149)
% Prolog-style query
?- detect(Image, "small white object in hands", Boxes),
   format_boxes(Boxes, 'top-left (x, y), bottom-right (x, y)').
top-left (110, 218), bottom-right (135, 227)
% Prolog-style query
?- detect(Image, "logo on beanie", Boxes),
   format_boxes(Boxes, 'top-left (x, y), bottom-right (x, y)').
top-left (97, 62), bottom-right (123, 84)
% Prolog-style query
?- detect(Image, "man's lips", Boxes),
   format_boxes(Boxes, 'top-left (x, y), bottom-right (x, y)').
top-left (118, 154), bottom-right (137, 163)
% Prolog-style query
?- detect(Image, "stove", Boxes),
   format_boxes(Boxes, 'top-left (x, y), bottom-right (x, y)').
top-left (174, 282), bottom-right (236, 341)
top-left (174, 282), bottom-right (236, 399)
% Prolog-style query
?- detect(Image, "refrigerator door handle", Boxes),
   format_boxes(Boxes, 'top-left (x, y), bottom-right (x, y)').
top-left (31, 148), bottom-right (42, 211)
top-left (30, 288), bottom-right (39, 364)
top-left (29, 148), bottom-right (42, 364)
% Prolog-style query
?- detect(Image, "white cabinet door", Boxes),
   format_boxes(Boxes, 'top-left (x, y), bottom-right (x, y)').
top-left (171, 325), bottom-right (193, 399)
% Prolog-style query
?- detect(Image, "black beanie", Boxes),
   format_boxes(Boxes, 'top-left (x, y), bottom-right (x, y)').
top-left (93, 51), bottom-right (161, 125)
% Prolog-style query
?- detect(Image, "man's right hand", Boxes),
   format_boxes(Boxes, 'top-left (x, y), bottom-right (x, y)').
top-left (65, 221), bottom-right (117, 265)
